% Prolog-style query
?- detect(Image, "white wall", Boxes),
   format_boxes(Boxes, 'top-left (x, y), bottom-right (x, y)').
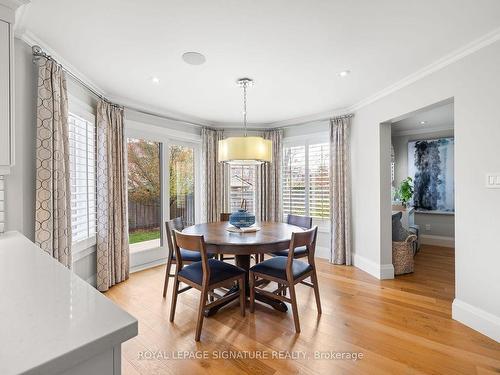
top-left (6, 39), bottom-right (36, 240)
top-left (351, 41), bottom-right (500, 341)
top-left (392, 129), bottom-right (455, 240)
top-left (7, 38), bottom-right (99, 283)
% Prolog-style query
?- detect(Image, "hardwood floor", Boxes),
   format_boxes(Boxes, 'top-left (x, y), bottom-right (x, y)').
top-left (105, 245), bottom-right (500, 374)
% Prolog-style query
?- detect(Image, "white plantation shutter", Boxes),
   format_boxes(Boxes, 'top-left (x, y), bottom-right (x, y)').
top-left (69, 113), bottom-right (96, 244)
top-left (282, 141), bottom-right (330, 221)
top-left (308, 143), bottom-right (330, 219)
top-left (282, 145), bottom-right (306, 219)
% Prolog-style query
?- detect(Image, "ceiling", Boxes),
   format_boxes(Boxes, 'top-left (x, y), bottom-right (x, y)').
top-left (392, 101), bottom-right (454, 135)
top-left (17, 0), bottom-right (500, 126)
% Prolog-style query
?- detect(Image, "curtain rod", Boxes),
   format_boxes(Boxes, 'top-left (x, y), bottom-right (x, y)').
top-left (32, 45), bottom-right (123, 109)
top-left (31, 45), bottom-right (208, 127)
top-left (31, 45), bottom-right (353, 131)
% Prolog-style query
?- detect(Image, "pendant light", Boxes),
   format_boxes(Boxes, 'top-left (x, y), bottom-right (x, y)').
top-left (218, 78), bottom-right (272, 164)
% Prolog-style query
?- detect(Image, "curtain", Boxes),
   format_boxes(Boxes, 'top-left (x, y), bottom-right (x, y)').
top-left (201, 128), bottom-right (228, 222)
top-left (35, 58), bottom-right (72, 268)
top-left (330, 115), bottom-right (352, 265)
top-left (96, 100), bottom-right (129, 292)
top-left (258, 129), bottom-right (283, 221)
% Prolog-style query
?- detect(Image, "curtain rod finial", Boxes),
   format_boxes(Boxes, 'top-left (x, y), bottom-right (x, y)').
top-left (32, 45), bottom-right (42, 54)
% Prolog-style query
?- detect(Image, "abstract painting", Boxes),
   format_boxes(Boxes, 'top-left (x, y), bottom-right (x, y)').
top-left (408, 138), bottom-right (454, 212)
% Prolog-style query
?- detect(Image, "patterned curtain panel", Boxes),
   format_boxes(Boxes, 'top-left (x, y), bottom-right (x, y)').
top-left (258, 129), bottom-right (283, 222)
top-left (201, 128), bottom-right (228, 222)
top-left (96, 100), bottom-right (129, 292)
top-left (330, 115), bottom-right (353, 265)
top-left (35, 58), bottom-right (72, 268)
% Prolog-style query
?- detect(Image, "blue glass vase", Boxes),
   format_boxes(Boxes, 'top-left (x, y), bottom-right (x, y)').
top-left (229, 209), bottom-right (255, 228)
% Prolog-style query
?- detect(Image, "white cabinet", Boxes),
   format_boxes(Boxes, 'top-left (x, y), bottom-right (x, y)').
top-left (0, 232), bottom-right (138, 375)
top-left (0, 2), bottom-right (15, 175)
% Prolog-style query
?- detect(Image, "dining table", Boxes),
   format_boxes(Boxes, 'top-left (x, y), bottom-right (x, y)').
top-left (182, 220), bottom-right (304, 316)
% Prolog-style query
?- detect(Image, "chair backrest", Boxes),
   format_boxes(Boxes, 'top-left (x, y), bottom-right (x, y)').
top-left (287, 214), bottom-right (313, 230)
top-left (286, 226), bottom-right (318, 278)
top-left (165, 217), bottom-right (185, 260)
top-left (220, 212), bottom-right (231, 221)
top-left (172, 230), bottom-right (210, 284)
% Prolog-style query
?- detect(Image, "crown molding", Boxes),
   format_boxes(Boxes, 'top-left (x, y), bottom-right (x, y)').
top-left (270, 26), bottom-right (500, 128)
top-left (14, 23), bottom-right (500, 130)
top-left (17, 29), bottom-right (108, 97)
top-left (392, 125), bottom-right (454, 137)
top-left (13, 0), bottom-right (30, 31)
top-left (347, 26), bottom-right (500, 113)
top-left (265, 107), bottom-right (349, 128)
top-left (0, 0), bottom-right (28, 23)
top-left (16, 28), bottom-right (223, 128)
top-left (0, 0), bottom-right (29, 10)
top-left (113, 95), bottom-right (215, 128)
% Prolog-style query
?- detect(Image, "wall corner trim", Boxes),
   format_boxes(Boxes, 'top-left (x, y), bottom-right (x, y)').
top-left (353, 253), bottom-right (394, 280)
top-left (452, 298), bottom-right (500, 343)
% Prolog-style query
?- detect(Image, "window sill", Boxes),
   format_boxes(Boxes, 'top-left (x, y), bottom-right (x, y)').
top-left (72, 236), bottom-right (97, 262)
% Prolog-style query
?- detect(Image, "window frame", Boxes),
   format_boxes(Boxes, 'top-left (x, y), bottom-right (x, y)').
top-left (125, 120), bottom-right (202, 272)
top-left (68, 96), bottom-right (97, 258)
top-left (228, 164), bottom-right (258, 214)
top-left (282, 132), bottom-right (330, 231)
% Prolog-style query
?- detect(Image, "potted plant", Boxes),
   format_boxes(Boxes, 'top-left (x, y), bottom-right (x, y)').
top-left (398, 177), bottom-right (414, 208)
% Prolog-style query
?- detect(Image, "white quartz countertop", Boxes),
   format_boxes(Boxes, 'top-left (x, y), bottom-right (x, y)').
top-left (0, 231), bottom-right (138, 375)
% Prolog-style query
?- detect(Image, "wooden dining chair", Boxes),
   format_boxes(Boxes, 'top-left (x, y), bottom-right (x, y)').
top-left (218, 213), bottom-right (235, 262)
top-left (170, 230), bottom-right (246, 341)
top-left (162, 217), bottom-right (215, 298)
top-left (249, 226), bottom-right (321, 333)
top-left (270, 214), bottom-right (313, 259)
top-left (220, 212), bottom-right (231, 221)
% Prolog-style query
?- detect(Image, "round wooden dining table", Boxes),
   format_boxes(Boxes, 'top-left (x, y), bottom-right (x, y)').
top-left (183, 221), bottom-right (304, 316)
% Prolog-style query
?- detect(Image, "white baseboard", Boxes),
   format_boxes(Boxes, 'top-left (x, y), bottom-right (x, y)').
top-left (353, 253), bottom-right (394, 280)
top-left (452, 299), bottom-right (500, 342)
top-left (420, 234), bottom-right (455, 248)
top-left (130, 257), bottom-right (166, 274)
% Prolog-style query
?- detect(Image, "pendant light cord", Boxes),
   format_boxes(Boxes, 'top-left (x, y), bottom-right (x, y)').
top-left (243, 81), bottom-right (248, 136)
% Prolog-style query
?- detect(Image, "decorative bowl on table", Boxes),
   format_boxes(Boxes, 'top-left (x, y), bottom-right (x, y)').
top-left (229, 208), bottom-right (255, 228)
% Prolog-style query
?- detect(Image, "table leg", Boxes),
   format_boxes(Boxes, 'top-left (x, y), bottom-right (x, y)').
top-left (204, 254), bottom-right (287, 316)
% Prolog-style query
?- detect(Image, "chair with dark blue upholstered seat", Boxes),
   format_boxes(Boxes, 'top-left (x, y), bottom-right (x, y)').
top-left (270, 214), bottom-right (313, 259)
top-left (169, 230), bottom-right (246, 341)
top-left (249, 226), bottom-right (321, 333)
top-left (162, 217), bottom-right (215, 298)
top-left (218, 213), bottom-right (235, 262)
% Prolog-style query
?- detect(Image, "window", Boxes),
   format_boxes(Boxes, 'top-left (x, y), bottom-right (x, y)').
top-left (169, 144), bottom-right (195, 226)
top-left (69, 112), bottom-right (96, 245)
top-left (127, 138), bottom-right (162, 250)
top-left (229, 165), bottom-right (257, 213)
top-left (308, 143), bottom-right (330, 219)
top-left (282, 141), bottom-right (330, 221)
top-left (282, 145), bottom-right (306, 216)
top-left (125, 125), bottom-right (200, 269)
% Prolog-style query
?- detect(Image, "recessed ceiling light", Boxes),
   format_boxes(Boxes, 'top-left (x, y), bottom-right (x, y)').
top-left (420, 121), bottom-right (427, 125)
top-left (338, 70), bottom-right (351, 77)
top-left (150, 76), bottom-right (160, 84)
top-left (182, 51), bottom-right (206, 65)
